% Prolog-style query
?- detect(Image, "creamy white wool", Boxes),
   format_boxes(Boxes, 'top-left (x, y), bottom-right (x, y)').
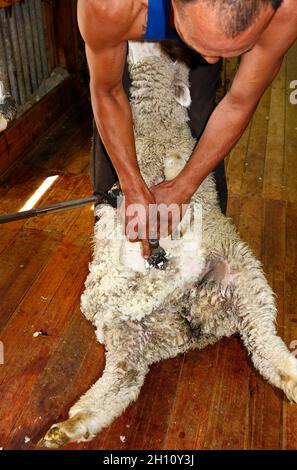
top-left (80, 45), bottom-right (212, 340)
top-left (80, 202), bottom-right (206, 343)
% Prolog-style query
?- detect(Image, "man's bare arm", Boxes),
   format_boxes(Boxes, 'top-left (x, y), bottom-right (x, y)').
top-left (78, 0), bottom-right (154, 256)
top-left (78, 0), bottom-right (146, 191)
top-left (167, 2), bottom-right (297, 201)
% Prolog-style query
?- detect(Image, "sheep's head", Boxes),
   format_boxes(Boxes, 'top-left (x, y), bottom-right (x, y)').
top-left (128, 41), bottom-right (196, 187)
top-left (128, 41), bottom-right (191, 108)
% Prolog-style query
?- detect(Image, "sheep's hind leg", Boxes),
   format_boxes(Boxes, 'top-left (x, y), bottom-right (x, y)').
top-left (38, 325), bottom-right (150, 448)
top-left (239, 309), bottom-right (297, 403)
top-left (234, 269), bottom-right (297, 402)
top-left (199, 256), bottom-right (297, 402)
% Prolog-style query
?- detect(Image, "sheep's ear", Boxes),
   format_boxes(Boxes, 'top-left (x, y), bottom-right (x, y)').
top-left (174, 80), bottom-right (191, 108)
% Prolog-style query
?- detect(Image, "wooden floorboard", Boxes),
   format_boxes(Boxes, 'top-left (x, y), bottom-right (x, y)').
top-left (0, 239), bottom-right (91, 445)
top-left (164, 344), bottom-right (222, 450)
top-left (0, 44), bottom-right (297, 449)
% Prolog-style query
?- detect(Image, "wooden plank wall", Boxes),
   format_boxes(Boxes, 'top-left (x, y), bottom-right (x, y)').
top-left (0, 77), bottom-right (77, 176)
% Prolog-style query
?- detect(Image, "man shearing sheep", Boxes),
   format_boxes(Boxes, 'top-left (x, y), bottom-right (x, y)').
top-left (77, 0), bottom-right (296, 258)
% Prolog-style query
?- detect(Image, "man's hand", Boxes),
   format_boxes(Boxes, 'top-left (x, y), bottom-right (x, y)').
top-left (150, 179), bottom-right (191, 239)
top-left (121, 179), bottom-right (191, 259)
top-left (120, 183), bottom-right (157, 259)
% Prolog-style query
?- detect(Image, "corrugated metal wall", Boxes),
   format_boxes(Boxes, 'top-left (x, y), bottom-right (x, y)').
top-left (0, 0), bottom-right (49, 107)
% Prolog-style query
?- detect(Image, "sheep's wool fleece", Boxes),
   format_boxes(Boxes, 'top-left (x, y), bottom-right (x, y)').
top-left (80, 43), bottom-right (236, 343)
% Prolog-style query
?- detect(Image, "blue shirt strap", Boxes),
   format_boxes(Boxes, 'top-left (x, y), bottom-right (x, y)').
top-left (144, 0), bottom-right (171, 41)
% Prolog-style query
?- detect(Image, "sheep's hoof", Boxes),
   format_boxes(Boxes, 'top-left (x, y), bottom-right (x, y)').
top-left (38, 425), bottom-right (71, 449)
top-left (282, 376), bottom-right (297, 403)
top-left (38, 413), bottom-right (93, 448)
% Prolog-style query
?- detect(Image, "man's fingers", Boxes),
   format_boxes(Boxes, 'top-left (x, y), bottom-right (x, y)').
top-left (126, 223), bottom-right (139, 242)
top-left (141, 240), bottom-right (151, 260)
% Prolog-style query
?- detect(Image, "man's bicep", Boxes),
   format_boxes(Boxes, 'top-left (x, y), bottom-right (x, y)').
top-left (86, 41), bottom-right (127, 94)
top-left (78, 0), bottom-right (127, 93)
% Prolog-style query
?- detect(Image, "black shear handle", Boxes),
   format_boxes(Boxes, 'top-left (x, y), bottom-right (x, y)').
top-left (147, 239), bottom-right (168, 270)
top-left (149, 239), bottom-right (160, 251)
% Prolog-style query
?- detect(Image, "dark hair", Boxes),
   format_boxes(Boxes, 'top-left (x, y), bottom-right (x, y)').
top-left (175, 0), bottom-right (283, 37)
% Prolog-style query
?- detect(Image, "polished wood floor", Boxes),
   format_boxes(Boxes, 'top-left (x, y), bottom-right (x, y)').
top-left (0, 43), bottom-right (296, 450)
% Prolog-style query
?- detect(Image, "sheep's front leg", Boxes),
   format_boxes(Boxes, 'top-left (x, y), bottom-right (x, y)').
top-left (38, 326), bottom-right (149, 448)
top-left (39, 357), bottom-right (148, 448)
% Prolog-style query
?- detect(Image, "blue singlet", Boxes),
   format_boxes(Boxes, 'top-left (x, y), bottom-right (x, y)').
top-left (143, 0), bottom-right (181, 42)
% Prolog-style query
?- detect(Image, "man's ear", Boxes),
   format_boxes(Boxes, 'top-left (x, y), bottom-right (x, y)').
top-left (174, 80), bottom-right (191, 108)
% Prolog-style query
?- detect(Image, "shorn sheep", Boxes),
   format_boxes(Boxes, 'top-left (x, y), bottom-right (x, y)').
top-left (40, 42), bottom-right (297, 448)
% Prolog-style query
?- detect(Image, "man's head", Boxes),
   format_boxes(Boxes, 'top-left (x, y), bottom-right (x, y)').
top-left (172, 0), bottom-right (283, 63)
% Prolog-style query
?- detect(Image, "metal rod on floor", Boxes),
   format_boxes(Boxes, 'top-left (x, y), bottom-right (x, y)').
top-left (0, 196), bottom-right (99, 225)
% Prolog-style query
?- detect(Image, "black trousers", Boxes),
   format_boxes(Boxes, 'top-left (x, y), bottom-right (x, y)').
top-left (90, 53), bottom-right (228, 214)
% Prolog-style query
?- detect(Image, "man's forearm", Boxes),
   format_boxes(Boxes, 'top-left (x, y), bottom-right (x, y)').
top-left (91, 84), bottom-right (146, 193)
top-left (174, 92), bottom-right (258, 198)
